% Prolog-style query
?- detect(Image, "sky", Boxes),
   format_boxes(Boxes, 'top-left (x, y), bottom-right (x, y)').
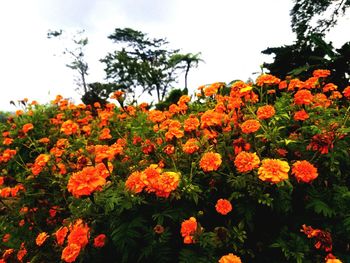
top-left (0, 0), bottom-right (349, 111)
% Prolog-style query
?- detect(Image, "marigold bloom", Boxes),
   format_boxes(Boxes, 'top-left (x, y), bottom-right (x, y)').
top-left (258, 159), bottom-right (290, 183)
top-left (215, 199), bottom-right (232, 215)
top-left (36, 232), bottom-right (49, 246)
top-left (323, 83), bottom-right (338, 93)
top-left (60, 120), bottom-right (79, 135)
top-left (342, 86), bottom-right (350, 99)
top-left (22, 123), bottom-right (34, 133)
top-left (313, 93), bottom-right (331, 108)
top-left (292, 160), bottom-right (318, 183)
top-left (55, 226), bottom-right (68, 246)
top-left (153, 171), bottom-right (180, 198)
top-left (257, 105), bottom-right (275, 120)
top-left (313, 69), bottom-right (331, 78)
top-left (31, 154), bottom-right (50, 175)
top-left (61, 243), bottom-right (81, 263)
top-left (93, 234), bottom-right (106, 248)
top-left (17, 245), bottom-right (27, 262)
top-left (256, 74), bottom-right (281, 86)
top-left (67, 220), bottom-right (90, 248)
top-left (2, 233), bottom-right (10, 243)
top-left (325, 254), bottom-right (343, 263)
top-left (182, 138), bottom-right (200, 154)
top-left (38, 137), bottom-right (50, 144)
top-left (181, 217), bottom-right (197, 244)
top-left (218, 253), bottom-right (242, 263)
top-left (99, 128), bottom-right (112, 140)
top-left (293, 109), bottom-right (309, 121)
top-left (234, 151), bottom-right (260, 173)
top-left (294, 89), bottom-right (314, 105)
top-left (184, 116), bottom-right (200, 132)
top-left (125, 171), bottom-right (146, 193)
top-left (67, 166), bottom-right (106, 198)
top-left (3, 138), bottom-right (13, 145)
top-left (199, 152), bottom-right (222, 172)
top-left (200, 110), bottom-right (223, 128)
top-left (148, 110), bottom-right (166, 123)
top-left (240, 119), bottom-right (260, 134)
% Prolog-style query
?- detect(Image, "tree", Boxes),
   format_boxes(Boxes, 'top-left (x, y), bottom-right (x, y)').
top-left (169, 53), bottom-right (203, 90)
top-left (262, 1), bottom-right (350, 87)
top-left (48, 30), bottom-right (89, 94)
top-left (101, 28), bottom-right (200, 103)
top-left (291, 0), bottom-right (350, 41)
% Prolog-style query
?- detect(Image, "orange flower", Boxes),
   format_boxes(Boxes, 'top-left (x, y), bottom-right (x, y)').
top-left (67, 166), bottom-right (106, 198)
top-left (256, 74), bottom-right (281, 86)
top-left (240, 119), bottom-right (260, 134)
top-left (17, 243), bottom-right (27, 262)
top-left (60, 120), bottom-right (79, 135)
top-left (61, 243), bottom-right (81, 263)
top-left (67, 220), bottom-right (90, 248)
top-left (3, 138), bottom-right (13, 145)
top-left (292, 160), bottom-right (318, 183)
top-left (36, 232), bottom-right (49, 246)
top-left (294, 89), bottom-right (313, 105)
top-left (184, 116), bottom-right (200, 132)
top-left (22, 123), bottom-right (34, 133)
top-left (55, 226), bottom-right (68, 246)
top-left (38, 137), bottom-right (50, 144)
top-left (293, 110), bottom-right (309, 121)
top-left (2, 233), bottom-right (10, 243)
top-left (31, 154), bottom-right (50, 175)
top-left (313, 69), bottom-right (331, 78)
top-left (218, 253), bottom-right (242, 263)
top-left (99, 128), bottom-right (112, 140)
top-left (258, 159), bottom-right (290, 183)
top-left (148, 110), bottom-right (166, 123)
top-left (215, 199), bottom-right (232, 215)
top-left (125, 171), bottom-right (145, 193)
top-left (93, 234), bottom-right (106, 248)
top-left (199, 152), bottom-right (222, 172)
top-left (313, 93), bottom-right (331, 108)
top-left (182, 138), bottom-right (200, 154)
top-left (234, 151), bottom-right (260, 173)
top-left (342, 86), bottom-right (350, 99)
top-left (323, 83), bottom-right (338, 93)
top-left (200, 110), bottom-right (224, 128)
top-left (181, 217), bottom-right (197, 244)
top-left (153, 171), bottom-right (180, 198)
top-left (325, 254), bottom-right (343, 263)
top-left (257, 105), bottom-right (275, 120)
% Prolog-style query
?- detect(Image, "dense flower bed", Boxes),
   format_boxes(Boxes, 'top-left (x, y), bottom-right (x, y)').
top-left (0, 70), bottom-right (349, 262)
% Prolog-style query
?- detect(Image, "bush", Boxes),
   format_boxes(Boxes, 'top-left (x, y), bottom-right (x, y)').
top-left (0, 70), bottom-right (349, 262)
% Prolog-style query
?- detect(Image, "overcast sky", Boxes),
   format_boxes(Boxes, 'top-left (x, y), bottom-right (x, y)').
top-left (0, 0), bottom-right (349, 111)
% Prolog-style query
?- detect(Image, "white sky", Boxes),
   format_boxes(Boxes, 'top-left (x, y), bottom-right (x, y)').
top-left (0, 0), bottom-right (349, 111)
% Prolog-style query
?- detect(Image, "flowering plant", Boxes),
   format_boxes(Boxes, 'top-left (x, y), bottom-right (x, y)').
top-left (0, 70), bottom-right (349, 262)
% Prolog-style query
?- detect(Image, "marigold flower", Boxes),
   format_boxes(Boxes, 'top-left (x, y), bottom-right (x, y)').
top-left (313, 69), bottom-right (331, 78)
top-left (22, 123), bottom-right (34, 133)
top-left (182, 138), bottom-right (200, 154)
top-left (93, 234), bottom-right (106, 248)
top-left (256, 74), bottom-right (281, 86)
top-left (38, 137), bottom-right (50, 144)
top-left (199, 152), bottom-right (222, 172)
top-left (325, 253), bottom-right (343, 263)
top-left (60, 120), bottom-right (79, 135)
top-left (3, 138), bottom-right (13, 145)
top-left (36, 232), bottom-right (49, 246)
top-left (293, 109), bottom-right (309, 121)
top-left (258, 159), bottom-right (290, 183)
top-left (125, 171), bottom-right (145, 193)
top-left (153, 171), bottom-right (180, 198)
top-left (200, 110), bottom-right (224, 128)
top-left (313, 93), bottom-right (331, 108)
top-left (181, 217), bottom-right (197, 244)
top-left (184, 116), bottom-right (200, 132)
top-left (67, 220), bottom-right (90, 248)
top-left (218, 253), bottom-right (242, 263)
top-left (257, 105), bottom-right (275, 120)
top-left (294, 89), bottom-right (314, 105)
top-left (17, 244), bottom-right (27, 262)
top-left (31, 154), bottom-right (50, 175)
top-left (2, 233), bottom-right (10, 243)
top-left (234, 151), bottom-right (260, 173)
top-left (215, 199), bottom-right (232, 215)
top-left (55, 226), bottom-right (68, 246)
top-left (148, 110), bottom-right (166, 123)
top-left (342, 86), bottom-right (350, 99)
top-left (67, 166), bottom-right (106, 198)
top-left (99, 128), bottom-right (112, 140)
top-left (61, 243), bottom-right (81, 263)
top-left (292, 160), bottom-right (318, 183)
top-left (240, 119), bottom-right (260, 134)
top-left (322, 83), bottom-right (338, 93)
